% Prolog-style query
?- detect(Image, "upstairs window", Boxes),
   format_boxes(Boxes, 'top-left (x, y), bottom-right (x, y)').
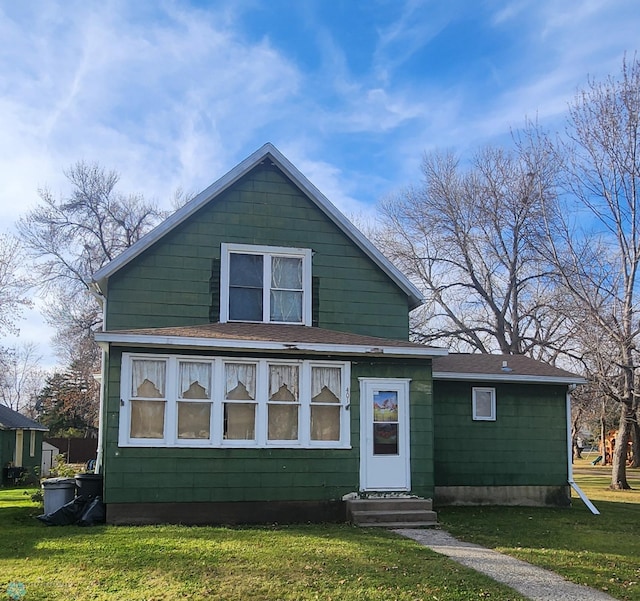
top-left (221, 244), bottom-right (312, 325)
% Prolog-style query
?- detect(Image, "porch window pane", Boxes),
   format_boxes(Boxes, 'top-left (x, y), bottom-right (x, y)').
top-left (130, 400), bottom-right (165, 439)
top-left (269, 365), bottom-right (299, 401)
top-left (268, 405), bottom-right (298, 440)
top-left (225, 363), bottom-right (256, 400)
top-left (131, 360), bottom-right (165, 398)
top-left (311, 405), bottom-right (340, 441)
top-left (224, 403), bottom-right (256, 440)
top-left (177, 402), bottom-right (211, 439)
top-left (179, 362), bottom-right (211, 399)
top-left (311, 367), bottom-right (341, 403)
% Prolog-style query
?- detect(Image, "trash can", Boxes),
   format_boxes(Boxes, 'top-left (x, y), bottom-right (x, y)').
top-left (75, 473), bottom-right (103, 498)
top-left (42, 477), bottom-right (76, 515)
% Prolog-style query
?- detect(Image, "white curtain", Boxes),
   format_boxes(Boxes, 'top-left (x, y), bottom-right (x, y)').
top-left (269, 364), bottom-right (299, 401)
top-left (131, 360), bottom-right (166, 398)
top-left (179, 362), bottom-right (211, 399)
top-left (225, 363), bottom-right (256, 400)
top-left (311, 367), bottom-right (341, 403)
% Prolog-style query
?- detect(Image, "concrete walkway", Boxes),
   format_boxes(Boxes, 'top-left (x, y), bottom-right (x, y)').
top-left (395, 528), bottom-right (617, 601)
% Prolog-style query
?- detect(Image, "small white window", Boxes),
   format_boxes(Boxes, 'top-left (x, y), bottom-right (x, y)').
top-left (220, 243), bottom-right (312, 325)
top-left (472, 387), bottom-right (496, 421)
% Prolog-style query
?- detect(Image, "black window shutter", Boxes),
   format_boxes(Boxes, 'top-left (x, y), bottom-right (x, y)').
top-left (209, 257), bottom-right (221, 322)
top-left (312, 276), bottom-right (320, 327)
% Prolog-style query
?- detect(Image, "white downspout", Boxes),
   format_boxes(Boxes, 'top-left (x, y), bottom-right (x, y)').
top-left (89, 283), bottom-right (107, 475)
top-left (566, 387), bottom-right (599, 515)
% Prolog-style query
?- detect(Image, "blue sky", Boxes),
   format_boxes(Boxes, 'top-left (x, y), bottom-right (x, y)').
top-left (1, 0), bottom-right (639, 363)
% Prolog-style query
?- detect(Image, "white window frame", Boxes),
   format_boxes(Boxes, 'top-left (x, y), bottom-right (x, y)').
top-left (30, 430), bottom-right (36, 457)
top-left (220, 243), bottom-right (313, 326)
top-left (472, 387), bottom-right (496, 421)
top-left (118, 353), bottom-right (350, 449)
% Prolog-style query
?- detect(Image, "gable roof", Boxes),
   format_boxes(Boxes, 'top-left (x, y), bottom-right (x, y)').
top-left (0, 404), bottom-right (48, 431)
top-left (95, 322), bottom-right (447, 358)
top-left (92, 143), bottom-right (423, 310)
top-left (432, 354), bottom-right (586, 385)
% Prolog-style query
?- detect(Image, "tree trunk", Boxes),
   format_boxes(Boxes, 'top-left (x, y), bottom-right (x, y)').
top-left (631, 410), bottom-right (640, 469)
top-left (600, 411), bottom-right (607, 465)
top-left (610, 402), bottom-right (634, 490)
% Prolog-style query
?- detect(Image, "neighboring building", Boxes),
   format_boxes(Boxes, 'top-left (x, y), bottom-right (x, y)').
top-left (92, 143), bottom-right (585, 525)
top-left (41, 441), bottom-right (60, 477)
top-left (0, 405), bottom-right (48, 485)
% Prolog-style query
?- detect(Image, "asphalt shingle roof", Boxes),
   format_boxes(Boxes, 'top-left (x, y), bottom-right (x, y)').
top-left (0, 404), bottom-right (48, 431)
top-left (433, 353), bottom-right (586, 384)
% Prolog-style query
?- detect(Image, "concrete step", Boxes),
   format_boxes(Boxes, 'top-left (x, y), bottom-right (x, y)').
top-left (346, 498), bottom-right (437, 529)
top-left (347, 498), bottom-right (433, 512)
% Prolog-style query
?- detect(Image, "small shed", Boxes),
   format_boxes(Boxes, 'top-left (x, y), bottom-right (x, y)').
top-left (0, 405), bottom-right (48, 485)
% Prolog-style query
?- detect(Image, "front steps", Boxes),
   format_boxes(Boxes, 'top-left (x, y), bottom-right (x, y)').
top-left (346, 497), bottom-right (437, 528)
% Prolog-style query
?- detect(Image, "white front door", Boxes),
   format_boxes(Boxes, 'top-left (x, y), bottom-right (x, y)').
top-left (359, 378), bottom-right (411, 491)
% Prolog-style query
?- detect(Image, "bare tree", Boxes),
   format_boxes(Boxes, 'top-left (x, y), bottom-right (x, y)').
top-left (0, 233), bottom-right (32, 336)
top-left (378, 142), bottom-right (567, 360)
top-left (17, 162), bottom-right (164, 366)
top-left (0, 342), bottom-right (45, 414)
top-left (541, 56), bottom-right (640, 489)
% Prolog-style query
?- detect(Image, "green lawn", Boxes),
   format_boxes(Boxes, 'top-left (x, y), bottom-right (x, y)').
top-left (1, 467), bottom-right (638, 600)
top-left (440, 464), bottom-right (640, 601)
top-left (0, 488), bottom-right (524, 601)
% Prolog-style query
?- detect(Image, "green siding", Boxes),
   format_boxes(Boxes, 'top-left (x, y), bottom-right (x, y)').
top-left (0, 429), bottom-right (43, 485)
top-left (433, 381), bottom-right (568, 487)
top-left (101, 350), bottom-right (433, 504)
top-left (105, 164), bottom-right (409, 339)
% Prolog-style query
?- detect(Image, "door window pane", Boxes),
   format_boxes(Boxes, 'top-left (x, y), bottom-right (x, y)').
top-left (177, 402), bottom-right (211, 439)
top-left (373, 423), bottom-right (398, 455)
top-left (130, 400), bottom-right (165, 438)
top-left (373, 391), bottom-right (398, 422)
top-left (373, 391), bottom-right (399, 455)
top-left (224, 403), bottom-right (256, 440)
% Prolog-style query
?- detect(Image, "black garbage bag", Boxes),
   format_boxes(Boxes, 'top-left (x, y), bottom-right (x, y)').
top-left (37, 496), bottom-right (88, 526)
top-left (78, 496), bottom-right (106, 526)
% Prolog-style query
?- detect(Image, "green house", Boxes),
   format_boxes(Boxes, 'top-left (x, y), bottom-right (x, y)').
top-left (0, 404), bottom-right (48, 485)
top-left (92, 144), bottom-right (584, 525)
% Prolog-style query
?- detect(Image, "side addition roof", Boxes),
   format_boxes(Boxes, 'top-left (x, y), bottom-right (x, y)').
top-left (0, 404), bottom-right (48, 431)
top-left (92, 143), bottom-right (424, 310)
top-left (432, 354), bottom-right (587, 385)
